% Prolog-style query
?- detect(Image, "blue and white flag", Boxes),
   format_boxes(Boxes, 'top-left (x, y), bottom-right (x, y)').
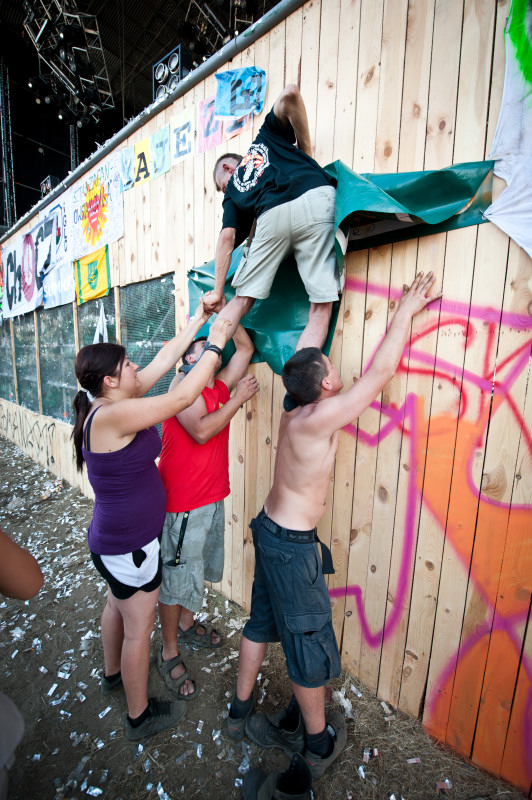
top-left (215, 67), bottom-right (266, 119)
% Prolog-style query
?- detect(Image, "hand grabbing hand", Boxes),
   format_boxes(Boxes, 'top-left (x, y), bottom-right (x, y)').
top-left (203, 290), bottom-right (226, 314)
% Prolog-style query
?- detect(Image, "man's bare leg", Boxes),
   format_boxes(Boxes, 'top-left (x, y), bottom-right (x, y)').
top-left (214, 295), bottom-right (255, 340)
top-left (236, 636), bottom-right (267, 701)
top-left (296, 301), bottom-right (333, 351)
top-left (158, 601), bottom-right (195, 696)
top-left (291, 682), bottom-right (325, 734)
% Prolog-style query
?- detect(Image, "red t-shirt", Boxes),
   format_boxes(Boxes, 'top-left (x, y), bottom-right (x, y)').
top-left (158, 379), bottom-right (231, 512)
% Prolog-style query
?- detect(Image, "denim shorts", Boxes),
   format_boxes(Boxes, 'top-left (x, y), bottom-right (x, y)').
top-left (231, 185), bottom-right (340, 303)
top-left (159, 501), bottom-right (225, 610)
top-left (243, 511), bottom-right (341, 689)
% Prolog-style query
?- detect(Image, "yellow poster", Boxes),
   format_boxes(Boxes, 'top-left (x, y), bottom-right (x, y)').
top-left (75, 245), bottom-right (110, 305)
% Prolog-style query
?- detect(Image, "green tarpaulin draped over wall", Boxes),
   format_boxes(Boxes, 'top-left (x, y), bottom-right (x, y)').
top-left (188, 159), bottom-right (493, 376)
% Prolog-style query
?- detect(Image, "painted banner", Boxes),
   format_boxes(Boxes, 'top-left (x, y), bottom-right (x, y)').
top-left (215, 67), bottom-right (266, 118)
top-left (69, 150), bottom-right (124, 260)
top-left (224, 113), bottom-right (253, 141)
top-left (121, 146), bottom-right (135, 191)
top-left (170, 107), bottom-right (195, 164)
top-left (197, 95), bottom-right (223, 154)
top-left (1, 211), bottom-right (60, 318)
top-left (134, 137), bottom-right (152, 186)
top-left (484, 0), bottom-right (532, 259)
top-left (150, 124), bottom-right (170, 179)
top-left (75, 245), bottom-right (111, 305)
top-left (39, 195), bottom-right (75, 309)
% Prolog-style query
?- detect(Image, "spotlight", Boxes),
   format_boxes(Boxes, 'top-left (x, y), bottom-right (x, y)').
top-left (28, 80), bottom-right (33, 88)
top-left (76, 119), bottom-right (83, 128)
top-left (58, 111), bottom-right (63, 119)
top-left (44, 95), bottom-right (51, 104)
top-left (35, 97), bottom-right (41, 104)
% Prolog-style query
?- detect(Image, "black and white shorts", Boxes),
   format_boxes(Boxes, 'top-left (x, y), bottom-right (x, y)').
top-left (91, 537), bottom-right (162, 600)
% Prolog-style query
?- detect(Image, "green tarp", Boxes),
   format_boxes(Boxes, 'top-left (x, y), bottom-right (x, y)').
top-left (188, 159), bottom-right (493, 376)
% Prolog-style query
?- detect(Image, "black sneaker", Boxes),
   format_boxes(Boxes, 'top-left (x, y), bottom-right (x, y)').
top-left (243, 752), bottom-right (315, 800)
top-left (303, 709), bottom-right (346, 779)
top-left (125, 697), bottom-right (186, 741)
top-left (245, 709), bottom-right (305, 756)
top-left (100, 672), bottom-right (122, 695)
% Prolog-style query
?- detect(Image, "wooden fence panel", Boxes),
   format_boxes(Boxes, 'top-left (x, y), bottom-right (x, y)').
top-left (1, 0), bottom-right (531, 790)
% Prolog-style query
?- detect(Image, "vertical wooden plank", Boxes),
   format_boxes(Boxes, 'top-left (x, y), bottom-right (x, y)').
top-left (34, 309), bottom-right (43, 415)
top-left (193, 78), bottom-right (206, 269)
top-left (357, 0), bottom-right (409, 694)
top-left (113, 286), bottom-right (121, 343)
top-left (229, 402), bottom-right (247, 607)
top-left (283, 5), bottom-right (303, 85)
top-left (331, 0), bottom-right (361, 168)
top-left (444, 240), bottom-right (531, 758)
top-left (376, 0), bottom-right (435, 705)
top-left (314, 0), bottom-right (340, 167)
top-left (397, 0), bottom-right (435, 172)
top-left (9, 319), bottom-right (19, 404)
top-left (352, 0), bottom-right (384, 173)
top-left (299, 0), bottom-right (322, 151)
top-left (242, 362), bottom-right (260, 611)
top-left (72, 301), bottom-right (79, 354)
top-left (183, 88), bottom-right (196, 273)
top-left (499, 607), bottom-right (532, 791)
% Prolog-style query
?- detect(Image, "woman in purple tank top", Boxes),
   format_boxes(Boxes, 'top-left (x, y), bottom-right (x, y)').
top-left (72, 301), bottom-right (230, 741)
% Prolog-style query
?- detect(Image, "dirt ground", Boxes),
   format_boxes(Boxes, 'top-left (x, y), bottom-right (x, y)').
top-left (0, 434), bottom-right (526, 800)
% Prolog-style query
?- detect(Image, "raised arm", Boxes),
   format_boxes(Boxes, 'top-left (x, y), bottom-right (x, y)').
top-left (135, 299), bottom-right (212, 394)
top-left (216, 323), bottom-right (255, 391)
top-left (95, 316), bottom-right (233, 437)
top-left (0, 529), bottom-right (43, 600)
top-left (175, 369), bottom-right (259, 444)
top-left (307, 272), bottom-right (441, 436)
top-left (273, 84), bottom-right (312, 157)
top-left (203, 226), bottom-right (236, 314)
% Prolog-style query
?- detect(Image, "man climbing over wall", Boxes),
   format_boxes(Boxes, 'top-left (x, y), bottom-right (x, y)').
top-left (226, 272), bottom-right (441, 789)
top-left (204, 84), bottom-right (340, 367)
top-left (156, 321), bottom-right (259, 698)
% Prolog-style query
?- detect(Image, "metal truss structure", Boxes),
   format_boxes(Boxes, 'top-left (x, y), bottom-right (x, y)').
top-left (23, 0), bottom-right (114, 126)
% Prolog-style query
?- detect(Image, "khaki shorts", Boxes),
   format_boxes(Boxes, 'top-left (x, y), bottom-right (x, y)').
top-left (159, 501), bottom-right (225, 611)
top-left (232, 185), bottom-right (340, 303)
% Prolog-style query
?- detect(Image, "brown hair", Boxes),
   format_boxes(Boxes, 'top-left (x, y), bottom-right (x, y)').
top-left (71, 343), bottom-right (126, 471)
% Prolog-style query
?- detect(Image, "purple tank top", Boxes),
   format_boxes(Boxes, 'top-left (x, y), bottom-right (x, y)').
top-left (83, 412), bottom-right (167, 555)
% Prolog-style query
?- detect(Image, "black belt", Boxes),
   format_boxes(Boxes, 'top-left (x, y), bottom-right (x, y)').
top-left (256, 509), bottom-right (335, 574)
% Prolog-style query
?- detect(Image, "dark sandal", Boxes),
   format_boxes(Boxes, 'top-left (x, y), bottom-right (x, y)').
top-left (155, 650), bottom-right (198, 701)
top-left (179, 622), bottom-right (223, 648)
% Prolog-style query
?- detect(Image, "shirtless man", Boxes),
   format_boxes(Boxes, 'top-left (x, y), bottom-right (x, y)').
top-left (226, 272), bottom-right (441, 781)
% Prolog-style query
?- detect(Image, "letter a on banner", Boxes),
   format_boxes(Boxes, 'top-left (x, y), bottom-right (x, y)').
top-left (75, 244), bottom-right (110, 305)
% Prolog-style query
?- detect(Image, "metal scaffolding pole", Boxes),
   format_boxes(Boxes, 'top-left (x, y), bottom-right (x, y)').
top-left (0, 63), bottom-right (17, 229)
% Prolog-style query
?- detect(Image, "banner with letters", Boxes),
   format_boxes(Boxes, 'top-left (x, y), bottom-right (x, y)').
top-left (170, 107), bottom-right (195, 165)
top-left (75, 245), bottom-right (111, 305)
top-left (150, 124), bottom-right (170, 179)
top-left (197, 95), bottom-right (223, 154)
top-left (1, 211), bottom-right (61, 318)
top-left (215, 67), bottom-right (266, 119)
top-left (69, 151), bottom-right (123, 260)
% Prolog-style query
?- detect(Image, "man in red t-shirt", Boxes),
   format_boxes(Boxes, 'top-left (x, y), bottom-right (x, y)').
top-left (156, 324), bottom-right (259, 698)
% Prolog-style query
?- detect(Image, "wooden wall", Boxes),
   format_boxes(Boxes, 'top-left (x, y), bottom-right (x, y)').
top-left (1, 0), bottom-right (531, 791)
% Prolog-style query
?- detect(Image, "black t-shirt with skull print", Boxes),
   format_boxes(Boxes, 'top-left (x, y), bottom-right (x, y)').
top-left (221, 107), bottom-right (334, 241)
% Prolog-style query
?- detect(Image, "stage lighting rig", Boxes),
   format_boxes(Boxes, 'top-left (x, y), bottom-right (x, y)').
top-left (22, 0), bottom-right (114, 127)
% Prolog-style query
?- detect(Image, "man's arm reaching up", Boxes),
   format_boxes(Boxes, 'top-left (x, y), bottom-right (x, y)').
top-left (304, 272), bottom-right (442, 437)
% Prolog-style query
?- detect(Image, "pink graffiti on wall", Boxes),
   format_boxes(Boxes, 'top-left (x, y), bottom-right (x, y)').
top-left (329, 277), bottom-right (532, 787)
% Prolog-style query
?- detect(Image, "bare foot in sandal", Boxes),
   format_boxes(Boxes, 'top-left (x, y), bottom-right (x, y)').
top-left (179, 621), bottom-right (222, 647)
top-left (157, 648), bottom-right (197, 699)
